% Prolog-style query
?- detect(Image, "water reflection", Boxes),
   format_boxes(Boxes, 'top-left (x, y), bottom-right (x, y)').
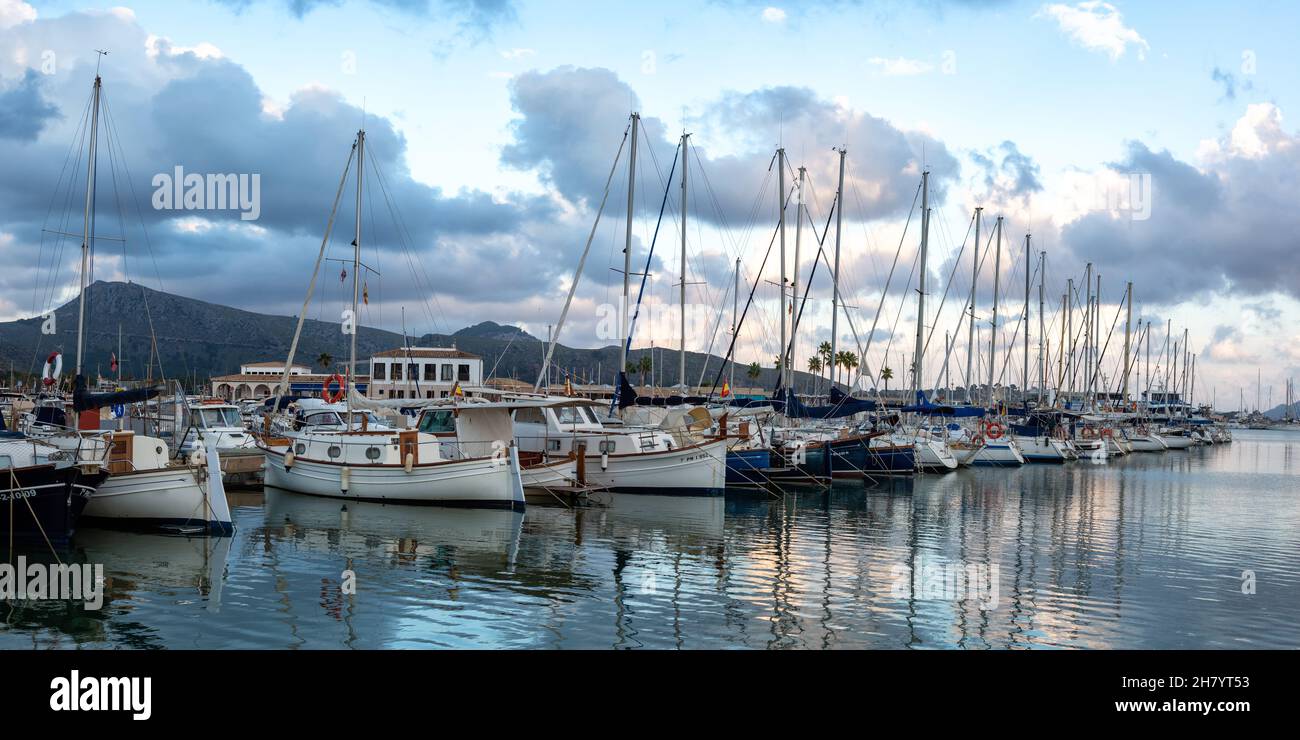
top-left (1, 431), bottom-right (1296, 649)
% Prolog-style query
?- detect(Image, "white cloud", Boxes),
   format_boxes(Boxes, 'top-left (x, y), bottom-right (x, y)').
top-left (868, 56), bottom-right (934, 76)
top-left (1197, 103), bottom-right (1292, 161)
top-left (761, 7), bottom-right (786, 23)
top-left (0, 0), bottom-right (36, 29)
top-left (499, 48), bottom-right (534, 60)
top-left (1039, 1), bottom-right (1148, 61)
top-left (146, 34), bottom-right (224, 60)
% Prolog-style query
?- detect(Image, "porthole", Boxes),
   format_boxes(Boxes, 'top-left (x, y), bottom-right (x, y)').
top-left (327, 445), bottom-right (342, 459)
top-left (294, 443), bottom-right (306, 455)
top-left (365, 447), bottom-right (382, 460)
top-left (599, 440), bottom-right (616, 454)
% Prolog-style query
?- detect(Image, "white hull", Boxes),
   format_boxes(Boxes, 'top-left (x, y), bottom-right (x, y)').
top-left (911, 437), bottom-right (959, 471)
top-left (1015, 435), bottom-right (1072, 462)
top-left (264, 446), bottom-right (526, 509)
top-left (958, 439), bottom-right (1026, 466)
top-left (84, 465), bottom-right (233, 534)
top-left (1126, 434), bottom-right (1168, 452)
top-left (575, 438), bottom-right (727, 495)
top-left (521, 458), bottom-right (580, 490)
top-left (1156, 434), bottom-right (1195, 450)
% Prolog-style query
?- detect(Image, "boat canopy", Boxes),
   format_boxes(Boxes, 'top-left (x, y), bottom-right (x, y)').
top-left (900, 392), bottom-right (987, 418)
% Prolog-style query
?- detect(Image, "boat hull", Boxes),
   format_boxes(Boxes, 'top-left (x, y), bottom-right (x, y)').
top-left (1014, 435), bottom-right (1071, 463)
top-left (579, 438), bottom-right (728, 496)
top-left (0, 465), bottom-right (103, 549)
top-left (264, 447), bottom-right (526, 510)
top-left (82, 465), bottom-right (233, 536)
top-left (726, 448), bottom-right (772, 486)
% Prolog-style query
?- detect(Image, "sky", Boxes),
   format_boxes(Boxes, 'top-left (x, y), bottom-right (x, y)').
top-left (0, 0), bottom-right (1297, 409)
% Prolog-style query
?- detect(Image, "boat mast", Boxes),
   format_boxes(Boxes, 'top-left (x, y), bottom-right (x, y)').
top-left (987, 215), bottom-right (1002, 407)
top-left (1094, 273), bottom-right (1102, 408)
top-left (966, 207), bottom-right (981, 403)
top-left (348, 128), bottom-right (365, 424)
top-left (777, 147), bottom-right (787, 394)
top-left (830, 148), bottom-right (847, 392)
top-left (731, 257), bottom-right (739, 391)
top-left (1037, 250), bottom-right (1045, 403)
top-left (1022, 232), bottom-right (1030, 406)
top-left (619, 113), bottom-right (640, 387)
top-left (1066, 278), bottom-right (1073, 402)
top-left (77, 69), bottom-right (104, 379)
top-left (1122, 281), bottom-right (1133, 407)
top-left (679, 131), bottom-right (689, 390)
top-left (913, 170), bottom-right (930, 400)
top-left (790, 164), bottom-right (805, 392)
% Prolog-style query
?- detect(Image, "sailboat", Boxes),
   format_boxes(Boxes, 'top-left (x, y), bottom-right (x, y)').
top-left (21, 67), bottom-right (232, 536)
top-left (259, 128), bottom-right (527, 509)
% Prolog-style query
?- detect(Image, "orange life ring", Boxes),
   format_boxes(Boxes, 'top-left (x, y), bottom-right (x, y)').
top-left (42, 351), bottom-right (62, 387)
top-left (322, 373), bottom-right (346, 403)
top-left (984, 421), bottom-right (1005, 440)
top-left (1101, 428), bottom-right (1114, 439)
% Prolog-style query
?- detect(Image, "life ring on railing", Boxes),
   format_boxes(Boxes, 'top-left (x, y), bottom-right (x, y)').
top-left (1101, 427), bottom-right (1114, 439)
top-left (1081, 427), bottom-right (1098, 439)
top-left (983, 421), bottom-right (1005, 440)
top-left (42, 351), bottom-right (62, 387)
top-left (322, 373), bottom-right (346, 403)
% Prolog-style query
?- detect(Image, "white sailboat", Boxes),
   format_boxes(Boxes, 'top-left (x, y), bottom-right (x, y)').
top-left (259, 128), bottom-right (526, 510)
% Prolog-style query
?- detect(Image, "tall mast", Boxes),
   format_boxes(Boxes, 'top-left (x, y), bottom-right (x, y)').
top-left (1066, 278), bottom-right (1073, 402)
top-left (1037, 250), bottom-right (1045, 403)
top-left (1122, 281), bottom-right (1133, 406)
top-left (790, 164), bottom-right (805, 391)
top-left (348, 128), bottom-right (365, 423)
top-left (618, 113), bottom-right (640, 383)
top-left (679, 131), bottom-right (689, 390)
top-left (966, 207), bottom-right (981, 403)
top-left (1094, 274), bottom-right (1102, 406)
top-left (1083, 263), bottom-right (1092, 409)
top-left (1022, 232), bottom-right (1030, 405)
top-left (913, 170), bottom-right (930, 400)
top-left (1182, 328), bottom-right (1189, 416)
top-left (77, 72), bottom-right (103, 378)
top-left (1144, 320), bottom-right (1151, 410)
top-left (830, 148), bottom-right (847, 391)
top-left (731, 257), bottom-right (739, 391)
top-left (987, 215), bottom-right (1002, 406)
top-left (777, 147), bottom-right (787, 393)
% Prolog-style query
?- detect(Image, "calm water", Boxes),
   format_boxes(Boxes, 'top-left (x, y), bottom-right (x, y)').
top-left (4, 429), bottom-right (1298, 649)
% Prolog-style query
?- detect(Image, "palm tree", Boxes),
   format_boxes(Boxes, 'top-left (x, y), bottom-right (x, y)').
top-left (880, 366), bottom-right (894, 399)
top-left (317, 352), bottom-right (333, 370)
top-left (625, 361), bottom-right (637, 385)
top-left (835, 351), bottom-right (859, 390)
top-left (637, 354), bottom-right (652, 387)
top-left (818, 341), bottom-right (833, 390)
top-left (807, 356), bottom-right (822, 394)
top-left (746, 361), bottom-right (761, 383)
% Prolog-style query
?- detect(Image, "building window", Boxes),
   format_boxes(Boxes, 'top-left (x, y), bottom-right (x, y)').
top-left (424, 364), bottom-right (436, 381)
top-left (397, 390), bottom-right (405, 399)
top-left (426, 390), bottom-right (434, 399)
top-left (373, 363), bottom-right (386, 380)
top-left (440, 391), bottom-right (448, 398)
top-left (440, 364), bottom-right (453, 382)
top-left (458, 364), bottom-right (470, 382)
top-left (392, 363), bottom-right (403, 380)
top-left (408, 363), bottom-right (418, 379)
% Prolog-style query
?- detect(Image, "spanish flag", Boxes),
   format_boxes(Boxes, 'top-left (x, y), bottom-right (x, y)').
top-left (564, 378), bottom-right (574, 396)
top-left (452, 381), bottom-right (464, 398)
top-left (721, 381), bottom-right (731, 398)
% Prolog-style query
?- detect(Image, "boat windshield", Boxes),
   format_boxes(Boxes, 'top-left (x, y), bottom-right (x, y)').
top-left (193, 407), bottom-right (242, 428)
top-left (555, 406), bottom-right (595, 426)
top-left (302, 411), bottom-right (343, 427)
top-left (418, 410), bottom-right (456, 434)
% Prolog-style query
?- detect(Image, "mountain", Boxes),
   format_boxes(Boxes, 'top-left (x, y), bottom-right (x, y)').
top-left (0, 281), bottom-right (818, 393)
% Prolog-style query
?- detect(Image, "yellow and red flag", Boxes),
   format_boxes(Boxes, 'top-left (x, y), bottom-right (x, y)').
top-left (721, 381), bottom-right (731, 398)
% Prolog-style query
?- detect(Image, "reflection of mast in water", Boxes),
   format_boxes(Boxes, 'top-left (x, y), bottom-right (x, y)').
top-left (767, 494), bottom-right (800, 648)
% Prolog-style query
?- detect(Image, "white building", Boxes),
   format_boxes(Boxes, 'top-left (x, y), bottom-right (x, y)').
top-left (368, 347), bottom-right (483, 400)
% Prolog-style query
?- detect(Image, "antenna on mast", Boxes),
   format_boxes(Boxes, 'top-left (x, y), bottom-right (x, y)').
top-left (94, 49), bottom-right (109, 75)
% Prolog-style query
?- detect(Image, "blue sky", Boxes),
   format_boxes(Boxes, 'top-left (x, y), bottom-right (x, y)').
top-left (2, 0), bottom-right (1298, 405)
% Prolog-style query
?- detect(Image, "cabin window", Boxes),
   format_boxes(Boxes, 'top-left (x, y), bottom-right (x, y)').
top-left (458, 364), bottom-right (470, 382)
top-left (327, 445), bottom-right (342, 459)
top-left (548, 439), bottom-right (562, 452)
top-left (424, 364), bottom-right (436, 381)
top-left (556, 406), bottom-right (589, 425)
top-left (441, 364), bottom-right (453, 382)
top-left (365, 447), bottom-right (382, 460)
top-left (513, 407), bottom-right (545, 424)
top-left (391, 363), bottom-right (403, 380)
top-left (373, 363), bottom-right (386, 380)
top-left (418, 410), bottom-right (456, 434)
top-left (294, 443), bottom-right (306, 454)
top-left (599, 440), bottom-right (616, 454)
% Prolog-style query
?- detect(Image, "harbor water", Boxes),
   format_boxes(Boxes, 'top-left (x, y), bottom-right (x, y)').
top-left (3, 429), bottom-right (1297, 649)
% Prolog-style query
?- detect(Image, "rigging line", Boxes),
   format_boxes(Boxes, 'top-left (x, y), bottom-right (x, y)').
top-left (619, 142), bottom-right (682, 379)
top-left (35, 92), bottom-right (92, 329)
top-left (705, 183), bottom-right (798, 396)
top-left (99, 92), bottom-right (172, 381)
top-left (924, 212), bottom-right (977, 391)
top-left (852, 178), bottom-right (922, 392)
top-left (32, 91), bottom-right (94, 317)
